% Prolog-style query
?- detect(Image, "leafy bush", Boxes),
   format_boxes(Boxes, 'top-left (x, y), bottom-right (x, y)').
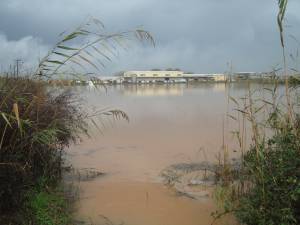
top-left (235, 123), bottom-right (300, 225)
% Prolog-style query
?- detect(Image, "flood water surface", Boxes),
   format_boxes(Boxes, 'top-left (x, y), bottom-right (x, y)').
top-left (69, 83), bottom-right (252, 225)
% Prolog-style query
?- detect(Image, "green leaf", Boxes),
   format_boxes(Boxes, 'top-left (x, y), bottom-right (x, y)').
top-left (254, 105), bottom-right (265, 114)
top-left (92, 18), bottom-right (105, 28)
top-left (83, 50), bottom-right (94, 58)
top-left (53, 52), bottom-right (71, 58)
top-left (227, 114), bottom-right (237, 121)
top-left (229, 96), bottom-right (239, 106)
top-left (92, 46), bottom-right (112, 61)
top-left (1, 113), bottom-right (12, 128)
top-left (62, 32), bottom-right (79, 42)
top-left (77, 55), bottom-right (99, 71)
top-left (235, 109), bottom-right (249, 115)
top-left (62, 31), bottom-right (87, 43)
top-left (57, 45), bottom-right (79, 51)
top-left (261, 100), bottom-right (274, 105)
top-left (46, 60), bottom-right (64, 65)
top-left (69, 58), bottom-right (85, 70)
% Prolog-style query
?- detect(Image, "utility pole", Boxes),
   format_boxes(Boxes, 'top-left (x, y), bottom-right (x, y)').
top-left (226, 61), bottom-right (233, 83)
top-left (15, 59), bottom-right (23, 77)
top-left (230, 60), bottom-right (233, 82)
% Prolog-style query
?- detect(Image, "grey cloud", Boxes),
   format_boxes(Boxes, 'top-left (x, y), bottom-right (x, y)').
top-left (0, 33), bottom-right (49, 73)
top-left (0, 0), bottom-right (300, 75)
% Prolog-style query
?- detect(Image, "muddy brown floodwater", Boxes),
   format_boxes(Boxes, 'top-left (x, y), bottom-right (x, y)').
top-left (68, 83), bottom-right (259, 225)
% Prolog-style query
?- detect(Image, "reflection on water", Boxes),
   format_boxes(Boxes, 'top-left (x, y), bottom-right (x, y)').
top-left (69, 83), bottom-right (276, 225)
top-left (121, 84), bottom-right (184, 96)
top-left (119, 83), bottom-right (227, 96)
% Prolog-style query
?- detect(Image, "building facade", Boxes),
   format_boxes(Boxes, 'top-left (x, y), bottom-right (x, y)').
top-left (123, 71), bottom-right (226, 83)
top-left (123, 71), bottom-right (184, 83)
top-left (182, 73), bottom-right (226, 82)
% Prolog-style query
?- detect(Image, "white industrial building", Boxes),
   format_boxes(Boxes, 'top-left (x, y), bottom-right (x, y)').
top-left (123, 71), bottom-right (226, 83)
top-left (123, 70), bottom-right (185, 83)
top-left (182, 73), bottom-right (226, 82)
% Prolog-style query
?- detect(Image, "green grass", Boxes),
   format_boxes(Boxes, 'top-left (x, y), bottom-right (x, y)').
top-left (27, 186), bottom-right (71, 225)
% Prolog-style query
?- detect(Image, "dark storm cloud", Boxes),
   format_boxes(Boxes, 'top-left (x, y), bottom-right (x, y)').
top-left (0, 0), bottom-right (300, 74)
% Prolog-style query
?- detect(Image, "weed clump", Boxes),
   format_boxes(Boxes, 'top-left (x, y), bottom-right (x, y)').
top-left (213, 85), bottom-right (300, 225)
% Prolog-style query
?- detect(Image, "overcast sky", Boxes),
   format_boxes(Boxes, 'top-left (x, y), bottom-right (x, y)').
top-left (0, 0), bottom-right (300, 75)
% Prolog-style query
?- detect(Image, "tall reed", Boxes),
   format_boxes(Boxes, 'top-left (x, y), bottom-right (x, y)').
top-left (35, 16), bottom-right (154, 80)
top-left (212, 2), bottom-right (300, 224)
